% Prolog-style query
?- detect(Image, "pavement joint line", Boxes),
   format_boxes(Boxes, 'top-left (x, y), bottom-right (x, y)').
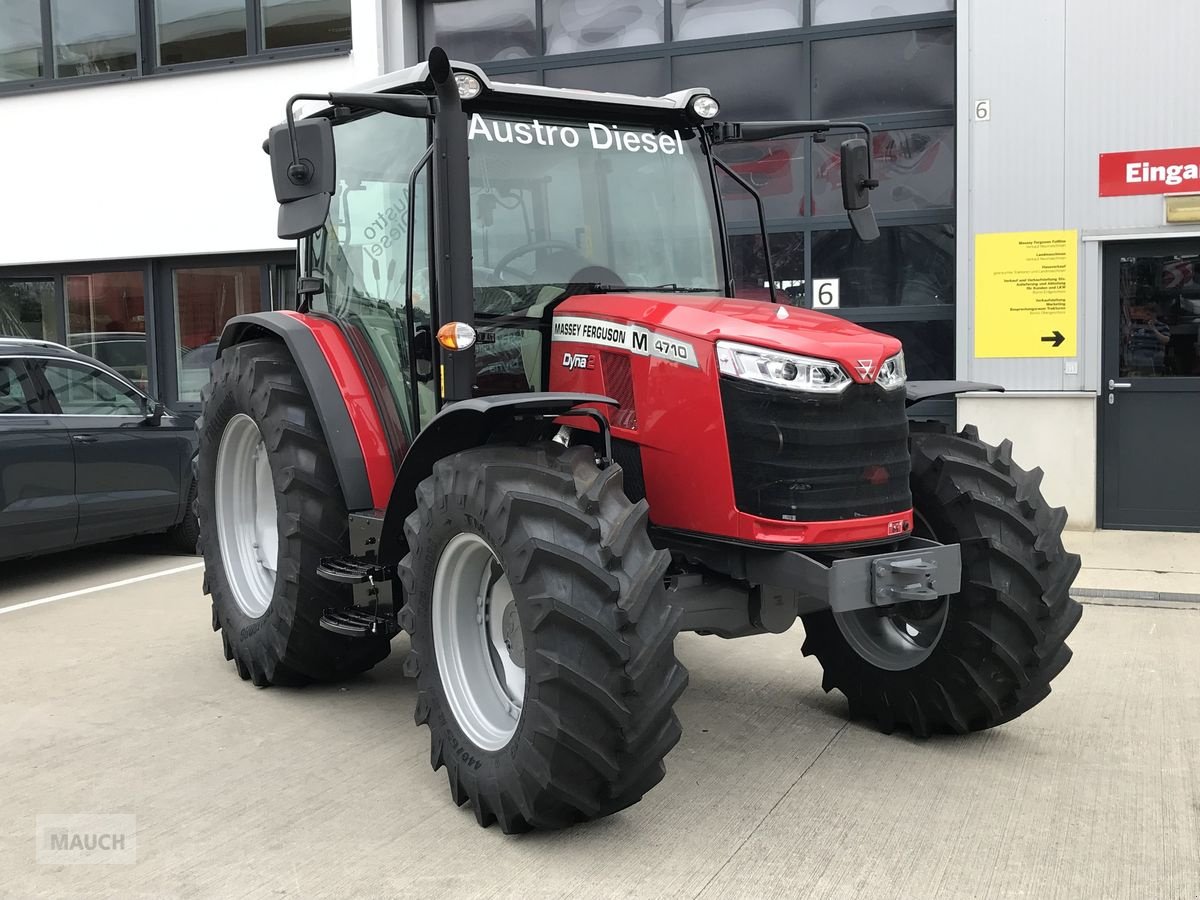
top-left (691, 721), bottom-right (849, 899)
top-left (0, 562), bottom-right (205, 616)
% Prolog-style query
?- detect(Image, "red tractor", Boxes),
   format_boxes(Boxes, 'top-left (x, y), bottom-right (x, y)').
top-left (197, 49), bottom-right (1081, 832)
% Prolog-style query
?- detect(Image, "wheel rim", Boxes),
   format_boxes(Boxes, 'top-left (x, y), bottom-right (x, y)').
top-left (831, 510), bottom-right (950, 672)
top-left (431, 532), bottom-right (524, 752)
top-left (214, 413), bottom-right (278, 619)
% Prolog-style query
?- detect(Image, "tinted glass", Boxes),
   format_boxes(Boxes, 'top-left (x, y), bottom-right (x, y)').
top-left (0, 360), bottom-right (38, 414)
top-left (812, 0), bottom-right (952, 25)
top-left (717, 137), bottom-right (804, 223)
top-left (156, 0), bottom-right (248, 65)
top-left (42, 361), bottom-right (142, 415)
top-left (811, 27), bottom-right (953, 118)
top-left (0, 279), bottom-right (55, 339)
top-left (671, 0), bottom-right (801, 40)
top-left (262, 0), bottom-right (351, 49)
top-left (492, 70), bottom-right (539, 85)
top-left (1118, 252), bottom-right (1200, 378)
top-left (728, 231), bottom-right (804, 303)
top-left (544, 0), bottom-right (663, 55)
top-left (0, 0), bottom-right (43, 81)
top-left (65, 271), bottom-right (148, 390)
top-left (811, 224), bottom-right (953, 307)
top-left (672, 44), bottom-right (805, 119)
top-left (812, 125), bottom-right (953, 215)
top-left (863, 318), bottom-right (953, 380)
top-left (544, 57), bottom-right (667, 96)
top-left (51, 0), bottom-right (137, 77)
top-left (425, 0), bottom-right (537, 61)
top-left (173, 266), bottom-right (262, 401)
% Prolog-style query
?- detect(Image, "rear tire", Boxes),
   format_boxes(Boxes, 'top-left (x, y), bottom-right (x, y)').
top-left (197, 339), bottom-right (391, 686)
top-left (800, 423), bottom-right (1082, 735)
top-left (399, 443), bottom-right (687, 832)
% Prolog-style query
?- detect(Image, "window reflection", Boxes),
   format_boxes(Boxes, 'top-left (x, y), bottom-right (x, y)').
top-left (812, 0), bottom-right (952, 25)
top-left (812, 225), bottom-right (954, 307)
top-left (811, 27), bottom-right (954, 118)
top-left (157, 0), bottom-right (249, 65)
top-left (262, 0), bottom-right (351, 49)
top-left (717, 138), bottom-right (805, 223)
top-left (0, 0), bottom-right (43, 81)
top-left (173, 266), bottom-right (262, 401)
top-left (1119, 254), bottom-right (1200, 378)
top-left (425, 0), bottom-right (537, 61)
top-left (671, 0), bottom-right (801, 41)
top-left (0, 279), bottom-right (55, 339)
top-left (51, 0), bottom-right (137, 77)
top-left (66, 271), bottom-right (149, 390)
top-left (545, 0), bottom-right (663, 54)
top-left (812, 126), bottom-right (953, 215)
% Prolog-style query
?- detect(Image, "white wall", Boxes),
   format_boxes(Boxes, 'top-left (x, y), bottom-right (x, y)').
top-left (958, 393), bottom-right (1097, 530)
top-left (0, 0), bottom-right (394, 267)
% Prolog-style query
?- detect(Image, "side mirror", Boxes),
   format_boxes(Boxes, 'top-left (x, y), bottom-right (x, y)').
top-left (839, 138), bottom-right (880, 242)
top-left (142, 396), bottom-right (165, 425)
top-left (267, 117), bottom-right (336, 240)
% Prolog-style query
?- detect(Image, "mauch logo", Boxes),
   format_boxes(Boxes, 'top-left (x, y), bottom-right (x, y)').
top-left (855, 359), bottom-right (876, 381)
top-left (561, 352), bottom-right (596, 371)
top-left (37, 814), bottom-right (136, 865)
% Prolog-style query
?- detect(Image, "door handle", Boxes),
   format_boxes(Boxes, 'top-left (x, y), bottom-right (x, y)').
top-left (71, 433), bottom-right (99, 443)
top-left (1107, 379), bottom-right (1132, 390)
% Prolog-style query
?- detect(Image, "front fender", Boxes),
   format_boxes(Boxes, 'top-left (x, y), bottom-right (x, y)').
top-left (905, 380), bottom-right (1003, 406)
top-left (377, 393), bottom-right (616, 563)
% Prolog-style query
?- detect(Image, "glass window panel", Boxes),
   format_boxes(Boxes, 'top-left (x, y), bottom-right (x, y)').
top-left (812, 0), bottom-right (952, 25)
top-left (0, 279), bottom-right (55, 339)
top-left (544, 57), bottom-right (667, 96)
top-left (544, 0), bottom-right (663, 55)
top-left (728, 231), bottom-right (804, 303)
top-left (490, 69), bottom-right (539, 85)
top-left (812, 125), bottom-right (953, 215)
top-left (0, 359), bottom-right (38, 414)
top-left (51, 0), bottom-right (137, 78)
top-left (425, 0), bottom-right (537, 62)
top-left (811, 27), bottom-right (954, 118)
top-left (811, 224), bottom-right (953, 308)
top-left (42, 361), bottom-right (143, 415)
top-left (717, 137), bottom-right (805, 223)
top-left (672, 44), bottom-right (805, 119)
top-left (64, 271), bottom-right (148, 391)
top-left (671, 0), bottom-right (801, 41)
top-left (862, 318), bottom-right (953, 380)
top-left (156, 0), bottom-right (248, 65)
top-left (0, 0), bottom-right (44, 81)
top-left (262, 0), bottom-right (351, 50)
top-left (173, 266), bottom-right (263, 401)
top-left (1118, 253), bottom-right (1200, 378)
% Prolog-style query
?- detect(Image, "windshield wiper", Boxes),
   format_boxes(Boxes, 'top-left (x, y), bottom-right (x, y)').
top-left (593, 283), bottom-right (719, 294)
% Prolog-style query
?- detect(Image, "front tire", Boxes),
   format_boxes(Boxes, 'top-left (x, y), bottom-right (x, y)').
top-left (197, 339), bottom-right (391, 686)
top-left (800, 423), bottom-right (1082, 735)
top-left (399, 443), bottom-right (687, 832)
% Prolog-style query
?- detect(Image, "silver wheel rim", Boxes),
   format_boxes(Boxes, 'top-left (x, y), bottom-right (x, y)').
top-left (831, 510), bottom-right (950, 672)
top-left (214, 413), bottom-right (278, 619)
top-left (431, 532), bottom-right (524, 752)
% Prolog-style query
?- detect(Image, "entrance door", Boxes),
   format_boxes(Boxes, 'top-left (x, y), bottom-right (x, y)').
top-left (1100, 241), bottom-right (1200, 531)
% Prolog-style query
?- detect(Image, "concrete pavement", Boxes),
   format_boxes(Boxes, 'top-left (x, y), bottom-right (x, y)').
top-left (1064, 529), bottom-right (1200, 601)
top-left (1, 549), bottom-right (1198, 899)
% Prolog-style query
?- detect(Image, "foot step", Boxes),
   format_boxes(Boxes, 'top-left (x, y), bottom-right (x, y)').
top-left (319, 608), bottom-right (400, 638)
top-left (316, 556), bottom-right (394, 585)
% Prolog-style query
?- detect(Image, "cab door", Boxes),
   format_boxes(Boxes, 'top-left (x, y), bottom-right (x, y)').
top-left (34, 358), bottom-right (191, 545)
top-left (0, 357), bottom-right (77, 559)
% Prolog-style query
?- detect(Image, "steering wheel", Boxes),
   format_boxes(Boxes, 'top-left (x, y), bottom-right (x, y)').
top-left (492, 240), bottom-right (587, 281)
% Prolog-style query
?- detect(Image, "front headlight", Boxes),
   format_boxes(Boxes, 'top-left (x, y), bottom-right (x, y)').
top-left (876, 352), bottom-right (907, 390)
top-left (716, 340), bottom-right (851, 394)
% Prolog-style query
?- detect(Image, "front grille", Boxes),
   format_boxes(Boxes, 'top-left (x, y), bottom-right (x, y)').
top-left (720, 377), bottom-right (911, 522)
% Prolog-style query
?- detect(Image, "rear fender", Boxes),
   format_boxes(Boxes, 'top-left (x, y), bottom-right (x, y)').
top-left (217, 311), bottom-right (393, 512)
top-left (377, 393), bottom-right (615, 564)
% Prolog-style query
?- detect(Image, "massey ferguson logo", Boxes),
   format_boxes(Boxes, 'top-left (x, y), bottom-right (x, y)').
top-left (855, 359), bottom-right (876, 380)
top-left (562, 352), bottom-right (596, 371)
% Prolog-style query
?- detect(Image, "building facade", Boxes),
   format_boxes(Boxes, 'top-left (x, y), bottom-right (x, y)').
top-left (0, 0), bottom-right (1194, 531)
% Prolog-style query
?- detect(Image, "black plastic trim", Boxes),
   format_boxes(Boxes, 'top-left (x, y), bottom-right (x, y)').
top-left (217, 311), bottom-right (374, 511)
top-left (904, 380), bottom-right (1003, 406)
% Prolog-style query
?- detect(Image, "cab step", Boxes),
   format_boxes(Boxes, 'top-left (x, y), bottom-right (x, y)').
top-left (319, 608), bottom-right (400, 638)
top-left (316, 556), bottom-right (394, 585)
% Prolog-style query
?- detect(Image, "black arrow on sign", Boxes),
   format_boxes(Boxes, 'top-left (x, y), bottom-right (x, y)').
top-left (1041, 330), bottom-right (1065, 348)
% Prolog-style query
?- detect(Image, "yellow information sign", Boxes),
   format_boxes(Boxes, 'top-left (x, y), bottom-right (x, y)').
top-left (974, 230), bottom-right (1077, 358)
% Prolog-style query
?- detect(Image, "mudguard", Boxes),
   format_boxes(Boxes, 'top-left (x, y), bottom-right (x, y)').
top-left (377, 393), bottom-right (616, 564)
top-left (905, 380), bottom-right (1003, 406)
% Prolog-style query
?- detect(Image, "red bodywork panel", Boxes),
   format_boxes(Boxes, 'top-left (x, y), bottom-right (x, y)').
top-left (548, 293), bottom-right (913, 546)
top-left (283, 312), bottom-right (395, 509)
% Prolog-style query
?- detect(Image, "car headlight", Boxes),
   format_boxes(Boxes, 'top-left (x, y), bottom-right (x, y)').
top-left (716, 340), bottom-right (851, 394)
top-left (876, 352), bottom-right (906, 390)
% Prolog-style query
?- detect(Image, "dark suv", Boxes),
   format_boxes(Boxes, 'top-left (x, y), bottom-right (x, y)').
top-left (0, 338), bottom-right (199, 562)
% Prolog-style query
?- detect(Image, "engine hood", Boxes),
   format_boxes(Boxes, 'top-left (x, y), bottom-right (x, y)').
top-left (554, 292), bottom-right (903, 383)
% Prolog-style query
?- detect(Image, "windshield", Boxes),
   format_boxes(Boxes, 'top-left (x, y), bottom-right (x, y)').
top-left (466, 114), bottom-right (724, 310)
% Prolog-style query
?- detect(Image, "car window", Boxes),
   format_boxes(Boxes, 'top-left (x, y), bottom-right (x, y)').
top-left (41, 361), bottom-right (143, 416)
top-left (0, 359), bottom-right (39, 414)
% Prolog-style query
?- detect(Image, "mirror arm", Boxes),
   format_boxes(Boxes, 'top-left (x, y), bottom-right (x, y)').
top-left (713, 156), bottom-right (777, 305)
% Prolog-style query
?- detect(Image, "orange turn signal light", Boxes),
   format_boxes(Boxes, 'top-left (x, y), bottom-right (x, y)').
top-left (436, 321), bottom-right (477, 351)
